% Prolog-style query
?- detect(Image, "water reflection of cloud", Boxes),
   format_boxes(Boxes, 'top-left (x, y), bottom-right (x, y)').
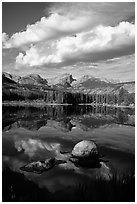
top-left (14, 138), bottom-right (61, 158)
top-left (3, 156), bottom-right (25, 172)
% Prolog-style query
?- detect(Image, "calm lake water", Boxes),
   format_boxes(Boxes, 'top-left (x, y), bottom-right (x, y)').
top-left (2, 105), bottom-right (135, 201)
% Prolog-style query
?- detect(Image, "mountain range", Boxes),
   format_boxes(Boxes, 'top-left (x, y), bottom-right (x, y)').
top-left (2, 72), bottom-right (135, 95)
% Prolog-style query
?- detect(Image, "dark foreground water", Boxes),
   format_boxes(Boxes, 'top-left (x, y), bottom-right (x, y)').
top-left (2, 105), bottom-right (135, 201)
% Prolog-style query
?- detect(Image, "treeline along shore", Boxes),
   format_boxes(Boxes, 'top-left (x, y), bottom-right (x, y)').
top-left (3, 88), bottom-right (135, 107)
top-left (2, 72), bottom-right (135, 107)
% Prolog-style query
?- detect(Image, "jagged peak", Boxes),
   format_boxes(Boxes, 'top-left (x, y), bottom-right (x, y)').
top-left (47, 73), bottom-right (76, 86)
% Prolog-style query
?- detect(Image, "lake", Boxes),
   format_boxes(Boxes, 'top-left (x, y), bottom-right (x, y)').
top-left (2, 105), bottom-right (135, 201)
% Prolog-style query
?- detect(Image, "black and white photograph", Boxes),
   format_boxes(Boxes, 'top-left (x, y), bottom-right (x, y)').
top-left (2, 1), bottom-right (135, 202)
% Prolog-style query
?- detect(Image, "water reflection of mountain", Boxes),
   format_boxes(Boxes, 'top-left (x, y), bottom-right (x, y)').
top-left (2, 105), bottom-right (135, 131)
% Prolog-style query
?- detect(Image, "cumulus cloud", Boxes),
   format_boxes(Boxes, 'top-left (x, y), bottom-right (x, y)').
top-left (56, 21), bottom-right (135, 62)
top-left (2, 32), bottom-right (9, 47)
top-left (3, 2), bottom-right (134, 49)
top-left (16, 21), bottom-right (135, 66)
top-left (2, 2), bottom-right (135, 82)
top-left (3, 13), bottom-right (91, 48)
top-left (16, 44), bottom-right (61, 66)
top-left (2, 32), bottom-right (9, 41)
top-left (46, 2), bottom-right (134, 22)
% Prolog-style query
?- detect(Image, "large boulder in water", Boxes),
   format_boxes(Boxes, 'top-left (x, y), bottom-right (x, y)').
top-left (71, 140), bottom-right (98, 159)
top-left (70, 140), bottom-right (102, 168)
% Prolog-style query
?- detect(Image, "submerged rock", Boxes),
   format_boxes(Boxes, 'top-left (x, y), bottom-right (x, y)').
top-left (71, 140), bottom-right (99, 158)
top-left (20, 158), bottom-right (66, 174)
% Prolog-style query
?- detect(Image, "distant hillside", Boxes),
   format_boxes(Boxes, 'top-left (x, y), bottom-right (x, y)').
top-left (3, 73), bottom-right (49, 86)
top-left (3, 72), bottom-right (135, 94)
top-left (19, 74), bottom-right (48, 86)
top-left (2, 72), bottom-right (21, 83)
top-left (2, 72), bottom-right (135, 105)
top-left (72, 75), bottom-right (114, 88)
top-left (115, 81), bottom-right (135, 93)
top-left (2, 73), bottom-right (16, 85)
top-left (69, 75), bottom-right (135, 95)
top-left (2, 72), bottom-right (52, 103)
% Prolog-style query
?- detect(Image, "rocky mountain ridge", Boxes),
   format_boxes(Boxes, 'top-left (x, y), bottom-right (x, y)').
top-left (2, 72), bottom-right (135, 94)
top-left (2, 72), bottom-right (48, 86)
top-left (47, 73), bottom-right (76, 87)
top-left (2, 71), bottom-right (135, 106)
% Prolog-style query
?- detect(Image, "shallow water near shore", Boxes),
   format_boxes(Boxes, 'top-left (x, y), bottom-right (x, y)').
top-left (2, 105), bottom-right (135, 201)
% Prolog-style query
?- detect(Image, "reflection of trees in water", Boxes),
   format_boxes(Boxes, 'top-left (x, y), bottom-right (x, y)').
top-left (2, 105), bottom-right (135, 131)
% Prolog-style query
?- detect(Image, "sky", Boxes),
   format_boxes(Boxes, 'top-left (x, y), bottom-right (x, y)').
top-left (2, 2), bottom-right (135, 82)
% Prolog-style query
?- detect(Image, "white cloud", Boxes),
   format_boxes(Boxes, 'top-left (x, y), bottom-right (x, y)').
top-left (47, 2), bottom-right (134, 22)
top-left (3, 13), bottom-right (91, 49)
top-left (56, 22), bottom-right (134, 61)
top-left (3, 3), bottom-right (134, 49)
top-left (3, 2), bottom-right (134, 82)
top-left (16, 21), bottom-right (135, 66)
top-left (16, 45), bottom-right (61, 66)
top-left (2, 32), bottom-right (9, 46)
